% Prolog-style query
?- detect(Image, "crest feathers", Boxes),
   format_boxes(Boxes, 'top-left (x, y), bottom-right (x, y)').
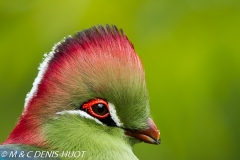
top-left (24, 24), bottom-right (143, 111)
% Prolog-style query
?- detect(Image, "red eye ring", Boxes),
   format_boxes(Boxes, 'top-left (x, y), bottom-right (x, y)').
top-left (82, 99), bottom-right (110, 119)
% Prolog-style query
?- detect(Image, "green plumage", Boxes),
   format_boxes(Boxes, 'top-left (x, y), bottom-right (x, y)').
top-left (44, 114), bottom-right (138, 160)
top-left (40, 25), bottom-right (150, 159)
top-left (2, 25), bottom-right (159, 160)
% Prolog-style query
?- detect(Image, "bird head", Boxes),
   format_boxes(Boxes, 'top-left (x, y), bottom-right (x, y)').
top-left (5, 25), bottom-right (160, 157)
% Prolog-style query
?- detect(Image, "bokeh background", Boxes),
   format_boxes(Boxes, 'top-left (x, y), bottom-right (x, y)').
top-left (1, 0), bottom-right (240, 159)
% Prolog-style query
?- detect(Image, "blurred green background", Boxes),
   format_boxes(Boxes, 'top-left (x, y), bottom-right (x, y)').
top-left (0, 0), bottom-right (240, 159)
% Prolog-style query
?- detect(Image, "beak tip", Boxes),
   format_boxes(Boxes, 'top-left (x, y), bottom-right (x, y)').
top-left (155, 138), bottom-right (161, 144)
top-left (151, 132), bottom-right (161, 145)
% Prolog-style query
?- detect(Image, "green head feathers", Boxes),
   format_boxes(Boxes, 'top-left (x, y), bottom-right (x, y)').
top-left (4, 25), bottom-right (160, 160)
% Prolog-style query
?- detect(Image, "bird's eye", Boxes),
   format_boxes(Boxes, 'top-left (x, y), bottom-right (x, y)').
top-left (92, 103), bottom-right (109, 116)
top-left (82, 99), bottom-right (110, 119)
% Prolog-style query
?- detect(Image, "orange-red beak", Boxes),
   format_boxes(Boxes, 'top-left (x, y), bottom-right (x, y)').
top-left (125, 118), bottom-right (160, 144)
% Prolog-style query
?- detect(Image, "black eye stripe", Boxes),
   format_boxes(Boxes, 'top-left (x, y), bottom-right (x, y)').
top-left (99, 115), bottom-right (117, 127)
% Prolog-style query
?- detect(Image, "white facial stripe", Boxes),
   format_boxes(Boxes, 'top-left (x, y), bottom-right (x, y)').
top-left (108, 102), bottom-right (122, 127)
top-left (56, 110), bottom-right (103, 125)
top-left (55, 102), bottom-right (122, 127)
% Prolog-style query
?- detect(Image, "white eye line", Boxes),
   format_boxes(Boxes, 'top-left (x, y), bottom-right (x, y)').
top-left (56, 110), bottom-right (103, 125)
top-left (108, 102), bottom-right (122, 127)
top-left (55, 101), bottom-right (123, 127)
